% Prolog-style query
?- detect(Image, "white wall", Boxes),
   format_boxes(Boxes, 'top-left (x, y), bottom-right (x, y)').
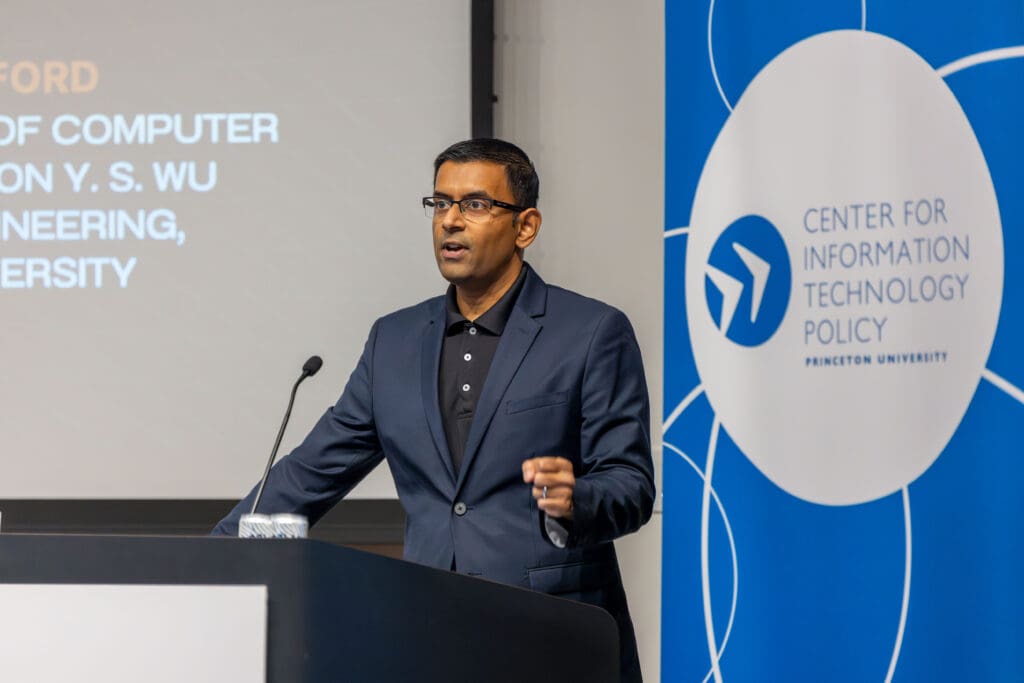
top-left (494, 1), bottom-right (665, 679)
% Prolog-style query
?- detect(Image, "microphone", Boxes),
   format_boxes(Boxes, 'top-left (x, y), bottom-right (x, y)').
top-left (250, 355), bottom-right (323, 515)
top-left (302, 355), bottom-right (323, 377)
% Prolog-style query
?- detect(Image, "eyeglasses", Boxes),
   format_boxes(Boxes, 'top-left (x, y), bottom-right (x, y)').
top-left (422, 196), bottom-right (527, 222)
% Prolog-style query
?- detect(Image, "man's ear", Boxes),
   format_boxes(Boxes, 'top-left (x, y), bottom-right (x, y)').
top-left (514, 208), bottom-right (541, 249)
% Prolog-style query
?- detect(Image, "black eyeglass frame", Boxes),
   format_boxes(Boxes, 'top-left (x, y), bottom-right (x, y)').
top-left (422, 195), bottom-right (528, 218)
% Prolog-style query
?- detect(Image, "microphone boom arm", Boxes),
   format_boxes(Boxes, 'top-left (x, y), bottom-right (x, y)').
top-left (250, 357), bottom-right (321, 515)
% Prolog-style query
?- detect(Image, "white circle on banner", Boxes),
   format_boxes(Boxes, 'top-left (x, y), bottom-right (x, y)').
top-left (685, 30), bottom-right (1003, 505)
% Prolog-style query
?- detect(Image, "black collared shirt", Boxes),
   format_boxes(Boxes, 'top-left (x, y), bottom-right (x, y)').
top-left (439, 267), bottom-right (527, 475)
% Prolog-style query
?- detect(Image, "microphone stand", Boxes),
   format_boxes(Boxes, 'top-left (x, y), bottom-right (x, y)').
top-left (250, 363), bottom-right (318, 515)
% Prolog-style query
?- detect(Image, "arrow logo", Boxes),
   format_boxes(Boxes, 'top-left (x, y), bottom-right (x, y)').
top-left (706, 242), bottom-right (771, 333)
top-left (703, 215), bottom-right (791, 346)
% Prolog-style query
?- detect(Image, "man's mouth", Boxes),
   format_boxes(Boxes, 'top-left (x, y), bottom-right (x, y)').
top-left (441, 241), bottom-right (467, 256)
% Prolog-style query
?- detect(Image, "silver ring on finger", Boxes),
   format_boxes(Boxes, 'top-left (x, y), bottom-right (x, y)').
top-left (542, 485), bottom-right (548, 499)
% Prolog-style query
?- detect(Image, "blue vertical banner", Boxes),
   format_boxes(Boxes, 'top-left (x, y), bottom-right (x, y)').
top-left (663, 2), bottom-right (1024, 681)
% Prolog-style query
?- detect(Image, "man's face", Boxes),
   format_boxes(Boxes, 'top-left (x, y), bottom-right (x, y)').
top-left (431, 160), bottom-right (527, 291)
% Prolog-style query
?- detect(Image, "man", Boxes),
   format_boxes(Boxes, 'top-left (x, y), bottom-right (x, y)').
top-left (214, 138), bottom-right (655, 681)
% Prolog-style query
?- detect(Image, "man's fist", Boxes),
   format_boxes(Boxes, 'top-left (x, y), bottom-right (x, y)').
top-left (522, 456), bottom-right (575, 519)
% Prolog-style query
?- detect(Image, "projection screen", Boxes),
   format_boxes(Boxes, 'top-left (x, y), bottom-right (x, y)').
top-left (0, 1), bottom-right (471, 498)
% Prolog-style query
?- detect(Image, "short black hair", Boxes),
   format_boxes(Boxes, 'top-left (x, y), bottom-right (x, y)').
top-left (433, 138), bottom-right (539, 208)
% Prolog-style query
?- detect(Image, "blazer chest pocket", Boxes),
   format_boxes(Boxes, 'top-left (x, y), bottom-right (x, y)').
top-left (506, 390), bottom-right (568, 415)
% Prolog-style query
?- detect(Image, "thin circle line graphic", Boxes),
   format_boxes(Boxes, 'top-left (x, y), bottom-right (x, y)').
top-left (663, 383), bottom-right (705, 434)
top-left (884, 487), bottom-right (913, 683)
top-left (708, 0), bottom-right (734, 113)
top-left (982, 367), bottom-right (1024, 405)
top-left (936, 46), bottom-right (1024, 78)
top-left (665, 226), bottom-right (691, 239)
top-left (664, 440), bottom-right (739, 683)
top-left (701, 417), bottom-right (724, 682)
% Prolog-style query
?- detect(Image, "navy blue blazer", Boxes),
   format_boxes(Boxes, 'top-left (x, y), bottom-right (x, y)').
top-left (215, 264), bottom-right (655, 681)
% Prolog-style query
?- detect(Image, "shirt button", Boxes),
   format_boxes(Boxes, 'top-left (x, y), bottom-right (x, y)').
top-left (462, 383), bottom-right (471, 392)
top-left (454, 502), bottom-right (467, 516)
top-left (468, 326), bottom-right (477, 335)
top-left (464, 353), bottom-right (472, 361)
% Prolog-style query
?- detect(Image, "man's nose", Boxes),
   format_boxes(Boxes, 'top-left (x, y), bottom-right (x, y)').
top-left (442, 203), bottom-right (467, 230)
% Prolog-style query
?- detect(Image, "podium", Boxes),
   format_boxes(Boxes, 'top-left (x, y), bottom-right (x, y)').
top-left (0, 535), bottom-right (619, 682)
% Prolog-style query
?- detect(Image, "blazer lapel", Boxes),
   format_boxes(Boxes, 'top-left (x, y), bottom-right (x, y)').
top-left (420, 302), bottom-right (456, 484)
top-left (455, 265), bottom-right (547, 494)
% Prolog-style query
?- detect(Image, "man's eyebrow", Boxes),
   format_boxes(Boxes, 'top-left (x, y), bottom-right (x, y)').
top-left (431, 189), bottom-right (493, 200)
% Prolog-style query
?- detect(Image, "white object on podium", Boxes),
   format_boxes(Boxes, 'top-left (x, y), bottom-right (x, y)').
top-left (0, 584), bottom-right (267, 682)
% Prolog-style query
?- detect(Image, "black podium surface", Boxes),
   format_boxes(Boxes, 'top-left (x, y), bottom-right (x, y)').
top-left (0, 535), bottom-right (619, 682)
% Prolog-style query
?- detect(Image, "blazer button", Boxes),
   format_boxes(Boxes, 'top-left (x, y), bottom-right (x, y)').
top-left (454, 502), bottom-right (468, 516)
